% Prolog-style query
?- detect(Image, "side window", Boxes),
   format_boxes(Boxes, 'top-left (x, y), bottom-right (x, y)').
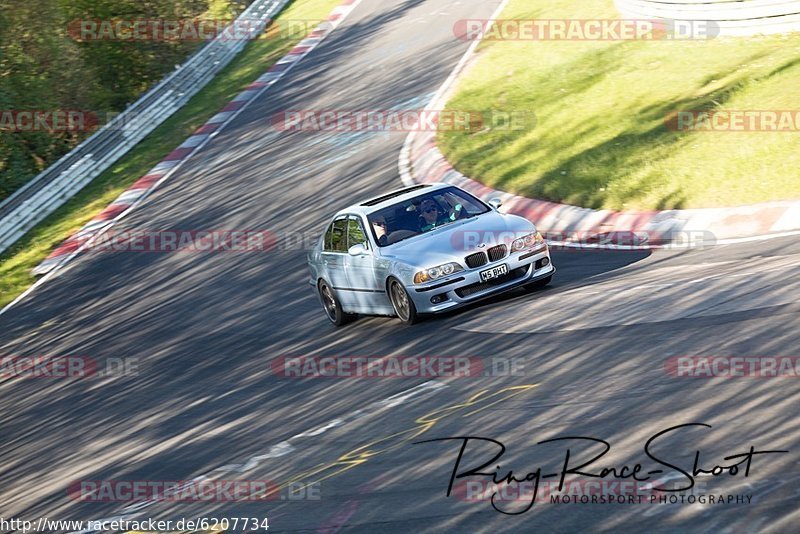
top-left (324, 218), bottom-right (348, 252)
top-left (323, 222), bottom-right (335, 250)
top-left (346, 216), bottom-right (367, 249)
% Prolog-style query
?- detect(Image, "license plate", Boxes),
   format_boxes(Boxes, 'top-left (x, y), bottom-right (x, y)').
top-left (480, 263), bottom-right (508, 282)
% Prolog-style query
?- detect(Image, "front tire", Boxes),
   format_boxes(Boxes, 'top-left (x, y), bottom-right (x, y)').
top-left (388, 278), bottom-right (418, 325)
top-left (318, 280), bottom-right (355, 327)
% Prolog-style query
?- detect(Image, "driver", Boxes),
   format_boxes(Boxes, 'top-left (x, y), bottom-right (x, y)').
top-left (419, 199), bottom-right (447, 232)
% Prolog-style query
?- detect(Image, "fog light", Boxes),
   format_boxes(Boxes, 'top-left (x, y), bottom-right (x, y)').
top-left (430, 294), bottom-right (449, 304)
top-left (536, 257), bottom-right (550, 269)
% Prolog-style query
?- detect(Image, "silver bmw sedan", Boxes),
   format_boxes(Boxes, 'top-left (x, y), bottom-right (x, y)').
top-left (307, 183), bottom-right (555, 325)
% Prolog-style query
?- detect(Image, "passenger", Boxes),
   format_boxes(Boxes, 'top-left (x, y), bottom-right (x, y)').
top-left (372, 215), bottom-right (389, 246)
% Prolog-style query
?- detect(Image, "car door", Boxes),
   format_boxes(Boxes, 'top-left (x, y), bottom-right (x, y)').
top-left (320, 217), bottom-right (352, 305)
top-left (343, 215), bottom-right (386, 311)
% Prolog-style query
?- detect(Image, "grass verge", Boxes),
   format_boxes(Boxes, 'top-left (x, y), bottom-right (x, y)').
top-left (439, 0), bottom-right (800, 211)
top-left (0, 0), bottom-right (342, 309)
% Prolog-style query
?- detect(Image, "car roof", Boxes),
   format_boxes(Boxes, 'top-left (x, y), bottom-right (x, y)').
top-left (340, 183), bottom-right (452, 217)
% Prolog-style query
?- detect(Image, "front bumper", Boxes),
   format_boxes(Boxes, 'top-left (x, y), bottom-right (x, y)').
top-left (408, 244), bottom-right (554, 314)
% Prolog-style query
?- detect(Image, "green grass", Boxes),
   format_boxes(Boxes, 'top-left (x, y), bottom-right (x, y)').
top-left (439, 0), bottom-right (800, 212)
top-left (0, 0), bottom-right (341, 308)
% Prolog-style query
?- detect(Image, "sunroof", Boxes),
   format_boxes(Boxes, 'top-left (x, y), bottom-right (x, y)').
top-left (360, 185), bottom-right (431, 207)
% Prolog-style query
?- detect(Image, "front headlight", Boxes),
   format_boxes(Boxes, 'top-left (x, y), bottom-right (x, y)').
top-left (414, 262), bottom-right (464, 284)
top-left (511, 231), bottom-right (545, 252)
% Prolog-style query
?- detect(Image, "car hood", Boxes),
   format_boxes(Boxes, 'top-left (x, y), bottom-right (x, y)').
top-left (380, 211), bottom-right (535, 269)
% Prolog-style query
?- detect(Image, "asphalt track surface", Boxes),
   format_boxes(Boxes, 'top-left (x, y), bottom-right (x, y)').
top-left (2, 0), bottom-right (800, 532)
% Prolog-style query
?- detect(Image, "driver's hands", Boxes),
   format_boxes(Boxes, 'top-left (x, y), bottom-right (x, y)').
top-left (449, 203), bottom-right (463, 221)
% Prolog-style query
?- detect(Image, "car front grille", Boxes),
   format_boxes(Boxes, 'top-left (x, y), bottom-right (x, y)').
top-left (465, 252), bottom-right (488, 269)
top-left (455, 266), bottom-right (528, 298)
top-left (487, 244), bottom-right (507, 263)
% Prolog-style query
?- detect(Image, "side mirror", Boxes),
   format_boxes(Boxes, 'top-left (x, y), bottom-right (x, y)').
top-left (348, 243), bottom-right (368, 256)
top-left (488, 197), bottom-right (503, 210)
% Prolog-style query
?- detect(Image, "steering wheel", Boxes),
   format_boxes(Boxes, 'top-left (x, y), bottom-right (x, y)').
top-left (450, 203), bottom-right (467, 220)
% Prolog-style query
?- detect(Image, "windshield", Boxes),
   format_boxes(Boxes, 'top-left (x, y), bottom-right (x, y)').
top-left (367, 186), bottom-right (490, 247)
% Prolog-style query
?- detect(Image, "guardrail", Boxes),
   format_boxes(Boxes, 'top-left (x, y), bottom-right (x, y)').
top-left (0, 0), bottom-right (292, 256)
top-left (614, 0), bottom-right (800, 36)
